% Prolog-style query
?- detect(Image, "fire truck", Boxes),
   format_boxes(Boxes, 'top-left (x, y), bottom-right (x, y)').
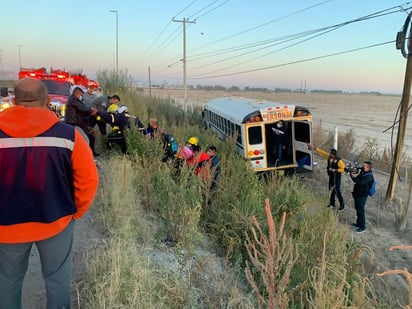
top-left (15, 67), bottom-right (100, 118)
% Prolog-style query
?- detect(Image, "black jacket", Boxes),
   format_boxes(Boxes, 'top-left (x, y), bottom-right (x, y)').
top-left (64, 95), bottom-right (91, 131)
top-left (351, 170), bottom-right (374, 197)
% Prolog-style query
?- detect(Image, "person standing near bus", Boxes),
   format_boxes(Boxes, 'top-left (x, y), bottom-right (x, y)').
top-left (308, 145), bottom-right (345, 212)
top-left (272, 120), bottom-right (287, 164)
top-left (349, 161), bottom-right (374, 233)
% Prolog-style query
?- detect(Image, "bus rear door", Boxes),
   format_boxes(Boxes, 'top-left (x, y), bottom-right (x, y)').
top-left (292, 120), bottom-right (313, 172)
top-left (244, 124), bottom-right (267, 171)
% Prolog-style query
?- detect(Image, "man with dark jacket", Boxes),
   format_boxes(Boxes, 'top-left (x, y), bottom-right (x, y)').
top-left (64, 87), bottom-right (97, 154)
top-left (0, 77), bottom-right (98, 308)
top-left (350, 161), bottom-right (374, 233)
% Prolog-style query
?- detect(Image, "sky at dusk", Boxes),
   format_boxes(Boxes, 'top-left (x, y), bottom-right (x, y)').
top-left (1, 0), bottom-right (411, 93)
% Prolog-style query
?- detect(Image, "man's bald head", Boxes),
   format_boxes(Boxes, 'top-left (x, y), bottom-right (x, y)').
top-left (13, 77), bottom-right (49, 108)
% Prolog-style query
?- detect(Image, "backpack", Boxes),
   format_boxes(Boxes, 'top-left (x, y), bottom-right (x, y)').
top-left (163, 134), bottom-right (178, 155)
top-left (368, 176), bottom-right (376, 197)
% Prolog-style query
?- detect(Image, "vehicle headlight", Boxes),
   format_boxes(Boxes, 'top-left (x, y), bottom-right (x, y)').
top-left (0, 102), bottom-right (12, 112)
top-left (49, 101), bottom-right (65, 118)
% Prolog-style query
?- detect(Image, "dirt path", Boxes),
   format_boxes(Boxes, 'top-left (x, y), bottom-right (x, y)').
top-left (21, 207), bottom-right (104, 308)
top-left (305, 164), bottom-right (412, 305)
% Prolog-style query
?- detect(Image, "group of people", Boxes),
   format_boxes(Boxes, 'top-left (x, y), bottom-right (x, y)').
top-left (64, 85), bottom-right (143, 155)
top-left (309, 144), bottom-right (375, 234)
top-left (141, 117), bottom-right (221, 188)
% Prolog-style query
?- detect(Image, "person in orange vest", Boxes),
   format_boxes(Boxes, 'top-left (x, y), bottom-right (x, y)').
top-left (0, 77), bottom-right (98, 308)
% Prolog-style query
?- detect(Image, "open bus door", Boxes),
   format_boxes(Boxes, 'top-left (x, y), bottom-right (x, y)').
top-left (292, 120), bottom-right (313, 172)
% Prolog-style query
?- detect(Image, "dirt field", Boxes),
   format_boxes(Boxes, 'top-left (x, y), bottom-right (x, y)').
top-left (22, 90), bottom-right (412, 307)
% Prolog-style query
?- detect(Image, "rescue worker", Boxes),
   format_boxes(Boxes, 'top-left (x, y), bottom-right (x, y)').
top-left (96, 104), bottom-right (131, 154)
top-left (173, 136), bottom-right (198, 176)
top-left (184, 137), bottom-right (211, 180)
top-left (82, 85), bottom-right (98, 108)
top-left (64, 86), bottom-right (98, 154)
top-left (91, 94), bottom-right (121, 135)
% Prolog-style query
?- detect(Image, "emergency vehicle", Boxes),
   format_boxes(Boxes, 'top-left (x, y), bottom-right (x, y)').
top-left (203, 96), bottom-right (313, 174)
top-left (0, 87), bottom-right (12, 112)
top-left (16, 67), bottom-right (99, 118)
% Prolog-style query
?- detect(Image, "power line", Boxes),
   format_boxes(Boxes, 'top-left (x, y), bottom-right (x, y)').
top-left (161, 0), bottom-right (337, 67)
top-left (189, 0), bottom-right (229, 21)
top-left (137, 0), bottom-right (199, 65)
top-left (187, 40), bottom-right (395, 80)
top-left (142, 0), bottom-right (229, 65)
top-left (152, 3), bottom-right (412, 83)
top-left (188, 0), bottom-right (334, 53)
top-left (188, 4), bottom-right (407, 72)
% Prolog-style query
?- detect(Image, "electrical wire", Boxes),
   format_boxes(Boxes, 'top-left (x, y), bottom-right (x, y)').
top-left (190, 0), bottom-right (229, 21)
top-left (187, 40), bottom-right (395, 80)
top-left (137, 0), bottom-right (199, 65)
top-left (161, 0), bottom-right (333, 67)
top-left (187, 6), bottom-right (408, 76)
top-left (142, 0), bottom-right (229, 65)
top-left (188, 0), bottom-right (334, 53)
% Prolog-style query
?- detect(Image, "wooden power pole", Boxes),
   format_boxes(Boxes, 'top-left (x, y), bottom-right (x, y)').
top-left (386, 13), bottom-right (412, 200)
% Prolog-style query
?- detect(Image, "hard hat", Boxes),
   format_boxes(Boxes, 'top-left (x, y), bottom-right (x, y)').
top-left (118, 105), bottom-right (128, 114)
top-left (187, 136), bottom-right (199, 146)
top-left (108, 104), bottom-right (118, 113)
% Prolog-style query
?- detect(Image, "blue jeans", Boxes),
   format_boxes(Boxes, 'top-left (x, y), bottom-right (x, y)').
top-left (0, 220), bottom-right (74, 309)
top-left (273, 143), bottom-right (283, 162)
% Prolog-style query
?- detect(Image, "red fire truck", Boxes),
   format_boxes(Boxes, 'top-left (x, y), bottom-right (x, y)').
top-left (17, 67), bottom-right (99, 118)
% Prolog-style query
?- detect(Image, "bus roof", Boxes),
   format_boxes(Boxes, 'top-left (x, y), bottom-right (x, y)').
top-left (205, 96), bottom-right (309, 124)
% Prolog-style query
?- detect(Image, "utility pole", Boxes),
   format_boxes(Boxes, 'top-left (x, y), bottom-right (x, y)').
top-left (18, 45), bottom-right (23, 68)
top-left (148, 66), bottom-right (152, 98)
top-left (0, 49), bottom-right (3, 71)
top-left (387, 13), bottom-right (412, 200)
top-left (110, 10), bottom-right (119, 75)
top-left (173, 17), bottom-right (195, 113)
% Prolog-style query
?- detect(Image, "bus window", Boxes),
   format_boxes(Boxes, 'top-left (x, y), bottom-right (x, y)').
top-left (248, 126), bottom-right (262, 145)
top-left (236, 124), bottom-right (242, 144)
top-left (294, 121), bottom-right (310, 143)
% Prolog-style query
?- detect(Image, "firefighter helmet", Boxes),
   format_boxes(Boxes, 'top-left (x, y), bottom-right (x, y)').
top-left (187, 136), bottom-right (199, 146)
top-left (108, 104), bottom-right (118, 113)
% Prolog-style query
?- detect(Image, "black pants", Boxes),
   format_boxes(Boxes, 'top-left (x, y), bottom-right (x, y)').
top-left (353, 193), bottom-right (367, 229)
top-left (107, 135), bottom-right (127, 154)
top-left (328, 174), bottom-right (344, 207)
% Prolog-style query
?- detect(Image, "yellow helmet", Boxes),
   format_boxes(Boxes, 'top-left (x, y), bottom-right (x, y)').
top-left (187, 136), bottom-right (199, 146)
top-left (108, 104), bottom-right (118, 113)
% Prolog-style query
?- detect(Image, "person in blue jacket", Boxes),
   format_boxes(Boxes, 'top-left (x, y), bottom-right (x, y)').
top-left (349, 161), bottom-right (374, 233)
